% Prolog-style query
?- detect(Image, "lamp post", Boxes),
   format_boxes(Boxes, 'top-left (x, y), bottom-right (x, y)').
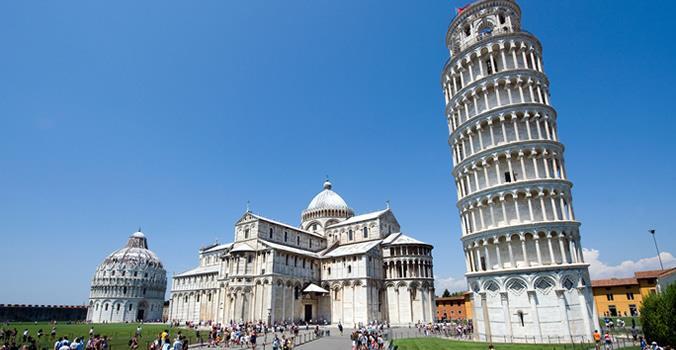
top-left (648, 229), bottom-right (664, 270)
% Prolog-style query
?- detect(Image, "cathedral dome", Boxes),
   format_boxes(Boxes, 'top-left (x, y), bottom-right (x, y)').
top-left (306, 180), bottom-right (350, 211)
top-left (301, 180), bottom-right (354, 231)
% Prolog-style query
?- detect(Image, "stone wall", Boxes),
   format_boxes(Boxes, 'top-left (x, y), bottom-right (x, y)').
top-left (0, 304), bottom-right (86, 322)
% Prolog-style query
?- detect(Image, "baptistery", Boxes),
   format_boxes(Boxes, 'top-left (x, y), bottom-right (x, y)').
top-left (87, 230), bottom-right (167, 323)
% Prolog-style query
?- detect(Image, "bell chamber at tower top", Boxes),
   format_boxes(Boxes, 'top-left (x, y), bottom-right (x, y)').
top-left (446, 0), bottom-right (522, 57)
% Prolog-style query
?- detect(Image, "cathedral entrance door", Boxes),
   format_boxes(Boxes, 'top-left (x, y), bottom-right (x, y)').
top-left (136, 309), bottom-right (145, 321)
top-left (304, 304), bottom-right (312, 321)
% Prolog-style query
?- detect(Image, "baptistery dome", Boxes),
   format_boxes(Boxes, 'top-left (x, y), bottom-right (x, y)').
top-left (86, 230), bottom-right (167, 323)
top-left (301, 180), bottom-right (354, 233)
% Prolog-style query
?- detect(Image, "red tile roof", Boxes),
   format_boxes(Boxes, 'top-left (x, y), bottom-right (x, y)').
top-left (591, 277), bottom-right (638, 288)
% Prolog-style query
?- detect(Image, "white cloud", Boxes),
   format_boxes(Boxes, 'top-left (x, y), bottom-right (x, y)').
top-left (435, 275), bottom-right (467, 293)
top-left (432, 250), bottom-right (674, 295)
top-left (583, 248), bottom-right (676, 279)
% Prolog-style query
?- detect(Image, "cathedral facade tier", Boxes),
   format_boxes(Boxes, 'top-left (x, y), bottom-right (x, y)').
top-left (169, 181), bottom-right (435, 326)
top-left (440, 0), bottom-right (599, 343)
top-left (87, 230), bottom-right (167, 323)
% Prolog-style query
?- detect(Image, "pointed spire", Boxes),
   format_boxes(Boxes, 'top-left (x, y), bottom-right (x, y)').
top-left (246, 200), bottom-right (251, 212)
top-left (385, 200), bottom-right (390, 209)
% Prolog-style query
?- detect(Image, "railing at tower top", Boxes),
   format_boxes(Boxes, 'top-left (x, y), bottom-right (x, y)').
top-left (444, 29), bottom-right (537, 70)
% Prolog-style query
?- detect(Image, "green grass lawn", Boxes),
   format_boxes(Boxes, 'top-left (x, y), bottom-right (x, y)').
top-left (1, 323), bottom-right (200, 350)
top-left (392, 338), bottom-right (641, 350)
top-left (599, 316), bottom-right (641, 327)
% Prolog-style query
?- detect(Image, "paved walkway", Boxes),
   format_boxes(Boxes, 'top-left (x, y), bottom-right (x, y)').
top-left (295, 327), bottom-right (350, 350)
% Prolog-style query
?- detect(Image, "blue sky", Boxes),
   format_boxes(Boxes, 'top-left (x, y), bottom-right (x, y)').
top-left (1, 0), bottom-right (674, 304)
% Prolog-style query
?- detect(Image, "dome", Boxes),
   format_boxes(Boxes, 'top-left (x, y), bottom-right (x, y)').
top-left (87, 230), bottom-right (167, 323)
top-left (306, 180), bottom-right (350, 211)
top-left (301, 180), bottom-right (354, 228)
top-left (97, 230), bottom-right (163, 270)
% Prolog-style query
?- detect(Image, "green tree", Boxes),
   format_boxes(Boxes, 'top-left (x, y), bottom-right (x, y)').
top-left (639, 283), bottom-right (676, 346)
top-left (442, 289), bottom-right (451, 297)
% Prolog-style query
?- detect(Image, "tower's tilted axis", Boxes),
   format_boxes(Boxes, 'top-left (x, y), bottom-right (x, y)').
top-left (441, 0), bottom-right (599, 343)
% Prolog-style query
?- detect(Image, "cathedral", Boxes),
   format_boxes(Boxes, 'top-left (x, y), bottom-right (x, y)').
top-left (168, 180), bottom-right (435, 326)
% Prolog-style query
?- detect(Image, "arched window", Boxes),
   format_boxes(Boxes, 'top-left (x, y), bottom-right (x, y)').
top-left (116, 304), bottom-right (120, 311)
top-left (244, 228), bottom-right (250, 239)
top-left (518, 311), bottom-right (525, 327)
top-left (347, 265), bottom-right (352, 274)
top-left (348, 230), bottom-right (353, 241)
top-left (104, 304), bottom-right (109, 311)
top-left (284, 231), bottom-right (288, 242)
top-left (123, 287), bottom-right (127, 294)
top-left (327, 267), bottom-right (331, 275)
top-left (128, 304), bottom-right (133, 311)
top-left (363, 227), bottom-right (368, 238)
top-left (269, 228), bottom-right (273, 239)
top-left (297, 236), bottom-right (300, 245)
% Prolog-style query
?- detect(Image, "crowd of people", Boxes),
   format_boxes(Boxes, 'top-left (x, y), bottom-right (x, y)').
top-left (414, 320), bottom-right (472, 339)
top-left (0, 326), bottom-right (111, 350)
top-left (347, 322), bottom-right (386, 350)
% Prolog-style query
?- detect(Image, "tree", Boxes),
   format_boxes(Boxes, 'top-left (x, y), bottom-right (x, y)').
top-left (639, 283), bottom-right (676, 346)
top-left (442, 289), bottom-right (451, 297)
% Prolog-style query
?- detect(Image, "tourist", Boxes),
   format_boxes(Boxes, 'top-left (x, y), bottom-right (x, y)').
top-left (171, 337), bottom-right (182, 350)
top-left (249, 331), bottom-right (256, 350)
top-left (129, 337), bottom-right (138, 350)
top-left (58, 338), bottom-right (70, 350)
top-left (650, 341), bottom-right (664, 350)
top-left (603, 331), bottom-right (612, 350)
top-left (593, 330), bottom-right (602, 350)
top-left (271, 336), bottom-right (280, 350)
top-left (100, 336), bottom-right (108, 350)
top-left (338, 323), bottom-right (343, 336)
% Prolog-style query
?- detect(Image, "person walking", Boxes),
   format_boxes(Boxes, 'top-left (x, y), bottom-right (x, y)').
top-left (593, 330), bottom-right (602, 350)
top-left (603, 331), bottom-right (612, 350)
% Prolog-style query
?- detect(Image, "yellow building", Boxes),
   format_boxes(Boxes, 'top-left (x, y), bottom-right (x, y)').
top-left (591, 268), bottom-right (675, 317)
top-left (434, 292), bottom-right (473, 321)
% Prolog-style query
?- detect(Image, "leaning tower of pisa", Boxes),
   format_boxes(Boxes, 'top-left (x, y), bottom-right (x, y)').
top-left (441, 0), bottom-right (599, 343)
